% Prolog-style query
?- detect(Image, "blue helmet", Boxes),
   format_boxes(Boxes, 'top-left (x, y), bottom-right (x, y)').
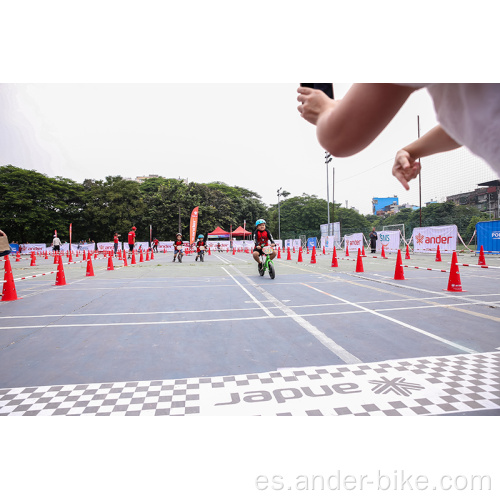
top-left (198, 234), bottom-right (204, 239)
top-left (255, 219), bottom-right (266, 227)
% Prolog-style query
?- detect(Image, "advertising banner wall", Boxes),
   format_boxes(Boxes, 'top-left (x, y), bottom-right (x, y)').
top-left (376, 230), bottom-right (400, 253)
top-left (412, 225), bottom-right (457, 253)
top-left (307, 237), bottom-right (317, 250)
top-left (345, 233), bottom-right (364, 252)
top-left (476, 220), bottom-right (500, 254)
top-left (9, 243), bottom-right (19, 253)
top-left (20, 243), bottom-right (47, 253)
top-left (285, 239), bottom-right (301, 250)
top-left (320, 222), bottom-right (341, 246)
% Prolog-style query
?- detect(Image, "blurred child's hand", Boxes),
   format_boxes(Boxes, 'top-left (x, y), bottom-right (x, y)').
top-left (392, 149), bottom-right (421, 191)
top-left (297, 87), bottom-right (336, 125)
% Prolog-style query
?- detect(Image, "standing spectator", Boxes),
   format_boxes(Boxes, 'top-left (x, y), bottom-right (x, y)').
top-left (153, 237), bottom-right (159, 253)
top-left (369, 227), bottom-right (378, 254)
top-left (113, 232), bottom-right (121, 256)
top-left (127, 226), bottom-right (136, 258)
top-left (52, 233), bottom-right (62, 252)
top-left (0, 229), bottom-right (11, 257)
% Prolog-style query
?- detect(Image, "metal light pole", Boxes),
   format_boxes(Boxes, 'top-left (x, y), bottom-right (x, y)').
top-left (325, 152), bottom-right (332, 235)
top-left (418, 115), bottom-right (422, 227)
top-left (277, 187), bottom-right (283, 240)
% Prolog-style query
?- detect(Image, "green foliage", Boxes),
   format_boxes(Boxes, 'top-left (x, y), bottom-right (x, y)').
top-left (1, 166), bottom-right (494, 245)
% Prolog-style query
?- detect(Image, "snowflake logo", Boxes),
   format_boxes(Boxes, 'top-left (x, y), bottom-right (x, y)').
top-left (415, 233), bottom-right (424, 244)
top-left (369, 377), bottom-right (424, 396)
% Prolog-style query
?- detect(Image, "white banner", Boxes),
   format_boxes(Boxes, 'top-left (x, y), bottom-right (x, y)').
top-left (376, 231), bottom-right (400, 253)
top-left (320, 222), bottom-right (341, 245)
top-left (19, 243), bottom-right (47, 253)
top-left (345, 233), bottom-right (363, 252)
top-left (412, 225), bottom-right (458, 254)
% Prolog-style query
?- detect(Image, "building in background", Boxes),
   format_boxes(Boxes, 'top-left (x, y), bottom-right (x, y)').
top-left (446, 180), bottom-right (500, 219)
top-left (372, 196), bottom-right (399, 216)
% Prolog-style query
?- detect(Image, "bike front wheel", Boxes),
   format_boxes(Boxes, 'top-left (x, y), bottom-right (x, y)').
top-left (268, 261), bottom-right (275, 279)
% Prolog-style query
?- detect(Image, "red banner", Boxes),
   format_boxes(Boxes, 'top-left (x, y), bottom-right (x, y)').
top-left (190, 207), bottom-right (199, 245)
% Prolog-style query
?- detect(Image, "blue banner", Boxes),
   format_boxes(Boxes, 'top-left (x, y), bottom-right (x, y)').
top-left (9, 243), bottom-right (19, 254)
top-left (307, 237), bottom-right (317, 250)
top-left (476, 220), bottom-right (500, 254)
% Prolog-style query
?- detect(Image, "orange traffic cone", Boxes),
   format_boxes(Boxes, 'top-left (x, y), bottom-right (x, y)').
top-left (355, 248), bottom-right (364, 272)
top-left (345, 245), bottom-right (349, 257)
top-left (44, 251), bottom-right (48, 260)
top-left (86, 255), bottom-right (94, 276)
top-left (298, 247), bottom-right (303, 262)
top-left (68, 252), bottom-right (73, 263)
top-left (131, 250), bottom-right (136, 264)
top-left (361, 245), bottom-right (366, 257)
top-left (107, 255), bottom-right (114, 271)
top-left (140, 249), bottom-right (144, 262)
top-left (83, 250), bottom-right (86, 260)
top-left (54, 258), bottom-right (67, 286)
top-left (123, 252), bottom-right (128, 267)
top-left (405, 244), bottom-right (411, 260)
top-left (287, 248), bottom-right (291, 261)
top-left (1, 256), bottom-right (20, 301)
top-left (146, 249), bottom-right (150, 261)
top-left (445, 251), bottom-right (465, 292)
top-left (322, 246), bottom-right (326, 255)
top-left (30, 251), bottom-right (36, 267)
top-left (331, 246), bottom-right (338, 267)
top-left (310, 246), bottom-right (316, 264)
top-left (435, 244), bottom-right (442, 262)
top-left (16, 252), bottom-right (21, 262)
top-left (394, 249), bottom-right (405, 280)
top-left (277, 246), bottom-right (281, 259)
top-left (53, 252), bottom-right (59, 264)
top-left (381, 245), bottom-right (387, 259)
top-left (478, 245), bottom-right (486, 265)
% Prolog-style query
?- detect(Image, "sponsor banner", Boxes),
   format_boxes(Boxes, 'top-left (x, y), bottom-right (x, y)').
top-left (274, 239), bottom-right (283, 250)
top-left (320, 222), bottom-right (341, 246)
top-left (19, 243), bottom-right (47, 253)
top-left (344, 233), bottom-right (363, 252)
top-left (307, 237), bottom-right (317, 250)
top-left (189, 206), bottom-right (199, 246)
top-left (412, 225), bottom-right (457, 253)
top-left (96, 242), bottom-right (115, 252)
top-left (376, 230), bottom-right (400, 253)
top-left (285, 239), bottom-right (301, 250)
top-left (476, 220), bottom-right (500, 254)
top-left (75, 243), bottom-right (96, 252)
top-left (207, 241), bottom-right (231, 251)
top-left (9, 243), bottom-right (19, 253)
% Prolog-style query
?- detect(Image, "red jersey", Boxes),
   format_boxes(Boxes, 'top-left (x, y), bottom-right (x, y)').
top-left (128, 231), bottom-right (135, 244)
top-left (114, 235), bottom-right (119, 244)
top-left (174, 240), bottom-right (183, 248)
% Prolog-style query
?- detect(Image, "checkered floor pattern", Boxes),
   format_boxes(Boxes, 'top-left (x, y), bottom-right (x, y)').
top-left (1, 351), bottom-right (499, 416)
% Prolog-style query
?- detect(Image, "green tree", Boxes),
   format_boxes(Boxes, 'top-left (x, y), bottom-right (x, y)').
top-left (0, 165), bottom-right (84, 243)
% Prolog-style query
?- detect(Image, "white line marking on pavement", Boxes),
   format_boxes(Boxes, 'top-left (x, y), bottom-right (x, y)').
top-left (228, 267), bottom-right (362, 364)
top-left (221, 267), bottom-right (274, 317)
top-left (303, 283), bottom-right (477, 354)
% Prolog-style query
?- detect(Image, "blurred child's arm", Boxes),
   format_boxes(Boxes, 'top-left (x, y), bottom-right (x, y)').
top-left (393, 125), bottom-right (462, 190)
top-left (298, 84), bottom-right (414, 157)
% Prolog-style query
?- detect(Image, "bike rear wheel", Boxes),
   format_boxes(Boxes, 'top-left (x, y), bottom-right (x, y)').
top-left (178, 253), bottom-right (183, 263)
top-left (200, 253), bottom-right (204, 262)
top-left (268, 261), bottom-right (275, 279)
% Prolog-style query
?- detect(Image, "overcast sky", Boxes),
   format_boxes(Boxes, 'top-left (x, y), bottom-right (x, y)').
top-left (1, 2), bottom-right (498, 217)
top-left (2, 82), bottom-right (495, 216)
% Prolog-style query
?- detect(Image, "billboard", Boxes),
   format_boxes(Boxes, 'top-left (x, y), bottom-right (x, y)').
top-left (412, 225), bottom-right (457, 253)
top-left (476, 220), bottom-right (500, 254)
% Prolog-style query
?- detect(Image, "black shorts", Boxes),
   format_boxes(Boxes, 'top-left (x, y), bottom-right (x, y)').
top-left (129, 244), bottom-right (134, 251)
top-left (53, 246), bottom-right (60, 252)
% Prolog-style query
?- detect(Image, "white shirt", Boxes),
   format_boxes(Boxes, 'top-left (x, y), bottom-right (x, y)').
top-left (401, 83), bottom-right (500, 176)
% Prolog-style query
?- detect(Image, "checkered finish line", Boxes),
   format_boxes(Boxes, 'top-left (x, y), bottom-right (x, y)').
top-left (1, 351), bottom-right (499, 416)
